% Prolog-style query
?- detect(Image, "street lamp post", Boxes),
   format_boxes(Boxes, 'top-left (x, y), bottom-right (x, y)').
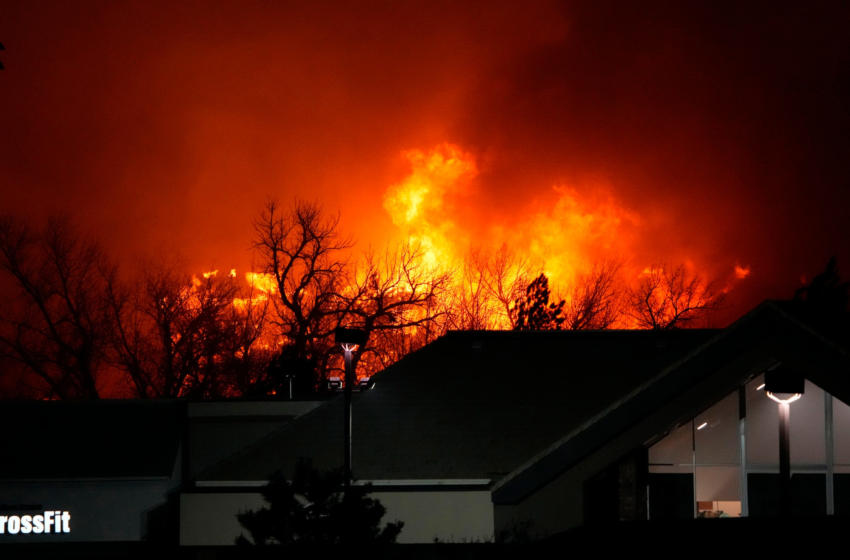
top-left (764, 366), bottom-right (804, 516)
top-left (334, 327), bottom-right (366, 492)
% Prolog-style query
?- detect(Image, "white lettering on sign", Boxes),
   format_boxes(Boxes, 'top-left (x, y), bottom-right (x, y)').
top-left (0, 511), bottom-right (70, 534)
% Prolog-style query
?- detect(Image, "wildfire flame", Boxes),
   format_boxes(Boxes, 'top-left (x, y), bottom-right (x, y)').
top-left (232, 272), bottom-right (278, 310)
top-left (223, 143), bottom-right (751, 337)
top-left (383, 143), bottom-right (638, 286)
top-left (383, 143), bottom-right (478, 267)
top-left (380, 143), bottom-right (750, 328)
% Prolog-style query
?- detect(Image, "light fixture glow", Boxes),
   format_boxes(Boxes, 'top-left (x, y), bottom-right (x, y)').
top-left (757, 384), bottom-right (765, 390)
top-left (697, 422), bottom-right (708, 430)
top-left (766, 392), bottom-right (801, 404)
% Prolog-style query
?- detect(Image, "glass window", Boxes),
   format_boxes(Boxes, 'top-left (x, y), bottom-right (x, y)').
top-left (648, 376), bottom-right (833, 519)
top-left (695, 392), bottom-right (739, 465)
top-left (648, 389), bottom-right (743, 518)
top-left (695, 466), bottom-right (740, 502)
top-left (746, 376), bottom-right (827, 516)
top-left (833, 395), bottom-right (850, 467)
top-left (790, 380), bottom-right (825, 467)
top-left (747, 376), bottom-right (825, 469)
top-left (649, 422), bottom-right (692, 473)
top-left (745, 374), bottom-right (777, 469)
top-left (695, 392), bottom-right (742, 512)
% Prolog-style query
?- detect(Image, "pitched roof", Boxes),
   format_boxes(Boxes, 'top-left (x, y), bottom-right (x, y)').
top-left (197, 329), bottom-right (717, 484)
top-left (0, 400), bottom-right (183, 480)
top-left (492, 301), bottom-right (850, 503)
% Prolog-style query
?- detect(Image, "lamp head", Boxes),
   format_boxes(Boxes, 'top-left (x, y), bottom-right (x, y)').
top-left (335, 327), bottom-right (366, 351)
top-left (764, 365), bottom-right (804, 404)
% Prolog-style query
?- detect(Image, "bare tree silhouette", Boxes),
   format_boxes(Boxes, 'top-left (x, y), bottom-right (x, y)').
top-left (0, 215), bottom-right (114, 398)
top-left (625, 263), bottom-right (725, 329)
top-left (335, 239), bottom-right (452, 379)
top-left (445, 244), bottom-right (533, 330)
top-left (562, 259), bottom-right (624, 330)
top-left (106, 258), bottom-right (240, 398)
top-left (252, 199), bottom-right (353, 386)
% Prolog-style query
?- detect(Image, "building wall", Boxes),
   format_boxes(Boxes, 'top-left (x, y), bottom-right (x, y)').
top-left (494, 458), bottom-right (592, 539)
top-left (371, 490), bottom-right (493, 543)
top-left (180, 492), bottom-right (265, 545)
top-left (495, 346), bottom-right (778, 537)
top-left (0, 478), bottom-right (177, 543)
top-left (179, 490), bottom-right (493, 545)
top-left (0, 445), bottom-right (182, 543)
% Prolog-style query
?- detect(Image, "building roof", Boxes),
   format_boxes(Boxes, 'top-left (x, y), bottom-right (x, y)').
top-left (492, 301), bottom-right (850, 503)
top-left (0, 399), bottom-right (183, 480)
top-left (197, 328), bottom-right (718, 484)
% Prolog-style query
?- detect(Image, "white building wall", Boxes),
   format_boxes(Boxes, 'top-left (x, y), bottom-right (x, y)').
top-left (371, 490), bottom-right (493, 543)
top-left (0, 479), bottom-right (176, 543)
top-left (180, 490), bottom-right (494, 545)
top-left (180, 493), bottom-right (265, 545)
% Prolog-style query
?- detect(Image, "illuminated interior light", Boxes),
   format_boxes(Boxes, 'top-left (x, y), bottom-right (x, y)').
top-left (766, 392), bottom-right (802, 404)
top-left (697, 422), bottom-right (708, 430)
top-left (341, 343), bottom-right (359, 353)
top-left (757, 384), bottom-right (765, 390)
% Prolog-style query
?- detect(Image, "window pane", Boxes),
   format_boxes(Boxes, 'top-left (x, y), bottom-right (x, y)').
top-left (695, 392), bottom-right (739, 465)
top-left (747, 376), bottom-right (825, 469)
top-left (789, 380), bottom-right (825, 467)
top-left (695, 466), bottom-right (740, 501)
top-left (649, 422), bottom-right (692, 473)
top-left (746, 374), bottom-right (777, 469)
top-left (833, 395), bottom-right (850, 465)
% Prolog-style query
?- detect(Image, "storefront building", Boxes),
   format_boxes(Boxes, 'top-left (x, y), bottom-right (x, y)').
top-left (1, 300), bottom-right (847, 545)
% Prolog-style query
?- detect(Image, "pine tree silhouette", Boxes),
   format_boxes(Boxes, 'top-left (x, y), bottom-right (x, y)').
top-left (511, 273), bottom-right (565, 330)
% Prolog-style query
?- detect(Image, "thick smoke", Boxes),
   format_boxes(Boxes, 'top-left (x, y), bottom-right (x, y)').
top-left (1, 0), bottom-right (848, 324)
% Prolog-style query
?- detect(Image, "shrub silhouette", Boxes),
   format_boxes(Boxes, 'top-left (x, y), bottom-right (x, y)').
top-left (236, 459), bottom-right (403, 545)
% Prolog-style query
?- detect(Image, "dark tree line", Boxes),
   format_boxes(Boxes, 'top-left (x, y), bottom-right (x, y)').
top-left (0, 201), bottom-right (737, 399)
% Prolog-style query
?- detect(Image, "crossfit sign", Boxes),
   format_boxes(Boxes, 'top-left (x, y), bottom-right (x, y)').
top-left (0, 511), bottom-right (71, 534)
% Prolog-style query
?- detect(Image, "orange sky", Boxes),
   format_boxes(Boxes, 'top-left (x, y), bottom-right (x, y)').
top-left (1, 1), bottom-right (848, 325)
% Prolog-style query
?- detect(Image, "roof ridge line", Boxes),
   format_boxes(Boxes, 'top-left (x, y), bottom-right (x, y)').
top-left (489, 307), bottom-right (773, 492)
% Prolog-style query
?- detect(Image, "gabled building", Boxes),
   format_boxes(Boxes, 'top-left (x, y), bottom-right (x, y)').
top-left (184, 300), bottom-right (850, 544)
top-left (2, 300), bottom-right (848, 545)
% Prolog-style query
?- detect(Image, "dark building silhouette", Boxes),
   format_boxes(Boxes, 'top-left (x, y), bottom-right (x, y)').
top-left (2, 300), bottom-right (849, 544)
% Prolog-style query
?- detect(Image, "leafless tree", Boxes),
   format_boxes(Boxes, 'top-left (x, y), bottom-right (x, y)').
top-left (624, 263), bottom-right (726, 329)
top-left (0, 215), bottom-right (114, 399)
top-left (106, 259), bottom-right (240, 398)
top-left (450, 247), bottom-right (498, 330)
top-left (484, 244), bottom-right (534, 329)
top-left (252, 198), bottom-right (354, 380)
top-left (562, 259), bottom-right (624, 330)
top-left (335, 239), bottom-right (452, 378)
top-left (219, 276), bottom-right (275, 396)
top-left (444, 244), bottom-right (534, 331)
